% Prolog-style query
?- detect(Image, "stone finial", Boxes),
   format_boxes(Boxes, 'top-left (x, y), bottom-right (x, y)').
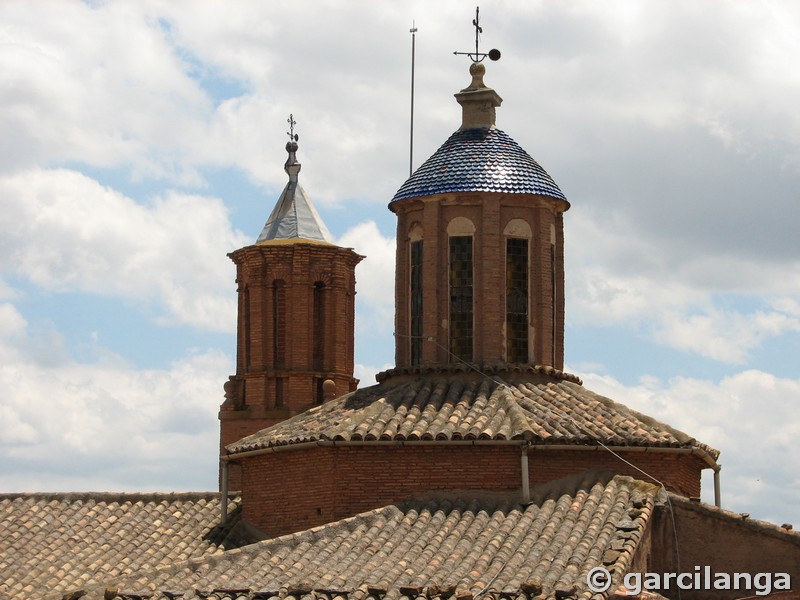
top-left (284, 141), bottom-right (301, 182)
top-left (222, 378), bottom-right (243, 409)
top-left (465, 62), bottom-right (487, 91)
top-left (454, 62), bottom-right (503, 131)
top-left (323, 379), bottom-right (337, 402)
top-left (285, 113), bottom-right (301, 181)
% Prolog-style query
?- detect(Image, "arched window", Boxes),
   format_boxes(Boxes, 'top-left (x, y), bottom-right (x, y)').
top-left (447, 217), bottom-right (475, 363)
top-left (504, 220), bottom-right (531, 363)
top-left (506, 238), bottom-right (529, 362)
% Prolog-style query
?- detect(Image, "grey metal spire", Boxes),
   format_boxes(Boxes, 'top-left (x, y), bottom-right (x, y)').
top-left (256, 119), bottom-right (333, 244)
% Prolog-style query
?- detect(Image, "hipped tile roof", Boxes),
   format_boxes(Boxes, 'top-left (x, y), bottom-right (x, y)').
top-left (74, 473), bottom-right (660, 600)
top-left (391, 128), bottom-right (567, 203)
top-left (227, 375), bottom-right (718, 459)
top-left (0, 492), bottom-right (252, 599)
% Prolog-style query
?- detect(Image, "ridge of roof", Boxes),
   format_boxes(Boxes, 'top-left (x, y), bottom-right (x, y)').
top-left (0, 490), bottom-right (230, 501)
top-left (67, 473), bottom-right (660, 600)
top-left (391, 128), bottom-right (567, 203)
top-left (225, 375), bottom-right (719, 459)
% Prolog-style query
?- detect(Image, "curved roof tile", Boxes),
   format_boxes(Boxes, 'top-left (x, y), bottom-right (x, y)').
top-left (226, 376), bottom-right (719, 459)
top-left (0, 492), bottom-right (251, 599)
top-left (69, 474), bottom-right (660, 600)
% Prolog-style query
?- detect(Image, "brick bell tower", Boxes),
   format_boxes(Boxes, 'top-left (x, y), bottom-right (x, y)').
top-left (220, 122), bottom-right (363, 488)
top-left (390, 62), bottom-right (570, 371)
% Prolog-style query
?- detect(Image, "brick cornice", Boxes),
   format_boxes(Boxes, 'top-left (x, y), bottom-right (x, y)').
top-left (374, 363), bottom-right (582, 385)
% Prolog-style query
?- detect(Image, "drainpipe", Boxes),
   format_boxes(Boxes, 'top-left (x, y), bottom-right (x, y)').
top-left (521, 444), bottom-right (530, 503)
top-left (220, 458), bottom-right (229, 525)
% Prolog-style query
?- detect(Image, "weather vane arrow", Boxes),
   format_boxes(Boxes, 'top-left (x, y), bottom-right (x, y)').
top-left (453, 6), bottom-right (501, 63)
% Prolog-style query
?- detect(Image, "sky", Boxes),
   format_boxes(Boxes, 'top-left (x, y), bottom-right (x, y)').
top-left (1, 0), bottom-right (798, 525)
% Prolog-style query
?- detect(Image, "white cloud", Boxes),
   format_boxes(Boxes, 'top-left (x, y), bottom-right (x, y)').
top-left (0, 1), bottom-right (212, 182)
top-left (0, 168), bottom-right (248, 331)
top-left (566, 209), bottom-right (800, 363)
top-left (654, 306), bottom-right (800, 364)
top-left (0, 303), bottom-right (26, 337)
top-left (0, 0), bottom-right (412, 197)
top-left (0, 305), bottom-right (230, 491)
top-left (337, 220), bottom-right (396, 339)
top-left (354, 362), bottom-right (393, 388)
top-left (580, 369), bottom-right (800, 524)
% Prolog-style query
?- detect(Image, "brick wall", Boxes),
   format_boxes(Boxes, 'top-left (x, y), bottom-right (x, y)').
top-left (649, 498), bottom-right (800, 599)
top-left (239, 444), bottom-right (704, 538)
top-left (219, 241), bottom-right (363, 490)
top-left (527, 449), bottom-right (701, 498)
top-left (392, 193), bottom-right (569, 370)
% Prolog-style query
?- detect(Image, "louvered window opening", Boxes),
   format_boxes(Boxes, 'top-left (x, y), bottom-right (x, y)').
top-left (506, 238), bottom-right (529, 363)
top-left (449, 236), bottom-right (473, 362)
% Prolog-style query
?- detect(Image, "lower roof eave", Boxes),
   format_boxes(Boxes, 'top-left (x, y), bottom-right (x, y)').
top-left (223, 438), bottom-right (720, 470)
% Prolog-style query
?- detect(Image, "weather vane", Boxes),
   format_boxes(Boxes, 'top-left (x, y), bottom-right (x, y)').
top-left (453, 6), bottom-right (501, 63)
top-left (286, 114), bottom-right (298, 142)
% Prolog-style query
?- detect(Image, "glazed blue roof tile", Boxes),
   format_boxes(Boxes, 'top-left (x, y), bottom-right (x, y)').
top-left (392, 127), bottom-right (567, 202)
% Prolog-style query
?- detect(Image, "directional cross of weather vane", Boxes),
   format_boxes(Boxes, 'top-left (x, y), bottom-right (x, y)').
top-left (287, 114), bottom-right (298, 142)
top-left (453, 6), bottom-right (501, 63)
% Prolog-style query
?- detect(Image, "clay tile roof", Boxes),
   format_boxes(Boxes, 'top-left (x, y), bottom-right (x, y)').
top-left (391, 128), bottom-right (567, 203)
top-left (72, 473), bottom-right (660, 600)
top-left (0, 492), bottom-right (254, 599)
top-left (226, 376), bottom-right (718, 460)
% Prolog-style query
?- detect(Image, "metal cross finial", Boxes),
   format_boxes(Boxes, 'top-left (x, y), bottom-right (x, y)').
top-left (286, 114), bottom-right (298, 142)
top-left (472, 6), bottom-right (482, 59)
top-left (453, 6), bottom-right (501, 63)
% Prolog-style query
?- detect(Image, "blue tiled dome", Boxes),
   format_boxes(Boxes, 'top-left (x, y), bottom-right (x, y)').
top-left (392, 128), bottom-right (566, 202)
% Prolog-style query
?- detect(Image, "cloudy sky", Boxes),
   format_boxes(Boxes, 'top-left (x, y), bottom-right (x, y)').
top-left (1, 0), bottom-right (798, 525)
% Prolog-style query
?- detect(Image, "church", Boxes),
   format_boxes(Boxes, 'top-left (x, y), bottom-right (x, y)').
top-left (1, 33), bottom-right (798, 600)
